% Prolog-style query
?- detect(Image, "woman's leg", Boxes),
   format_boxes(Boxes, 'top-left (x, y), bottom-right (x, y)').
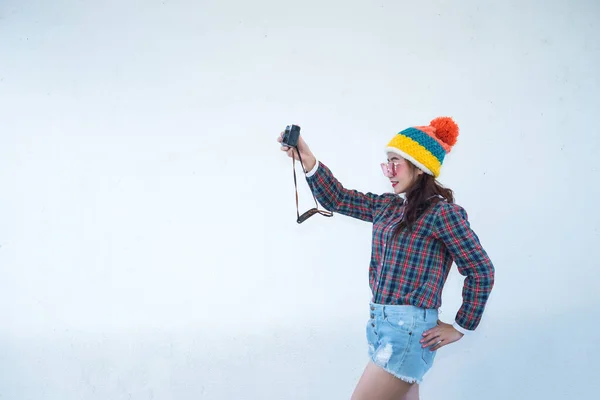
top-left (351, 361), bottom-right (414, 400)
top-left (400, 383), bottom-right (419, 400)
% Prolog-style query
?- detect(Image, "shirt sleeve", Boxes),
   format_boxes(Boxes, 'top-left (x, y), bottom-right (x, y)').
top-left (452, 321), bottom-right (472, 335)
top-left (305, 157), bottom-right (320, 177)
top-left (433, 202), bottom-right (495, 331)
top-left (304, 160), bottom-right (389, 223)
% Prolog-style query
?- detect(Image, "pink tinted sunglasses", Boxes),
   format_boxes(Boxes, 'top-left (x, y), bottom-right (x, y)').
top-left (380, 161), bottom-right (401, 178)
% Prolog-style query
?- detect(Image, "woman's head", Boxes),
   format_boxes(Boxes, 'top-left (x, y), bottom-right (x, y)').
top-left (386, 154), bottom-right (455, 232)
top-left (383, 116), bottom-right (459, 231)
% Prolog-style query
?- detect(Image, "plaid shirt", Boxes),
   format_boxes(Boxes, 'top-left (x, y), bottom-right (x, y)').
top-left (306, 161), bottom-right (495, 332)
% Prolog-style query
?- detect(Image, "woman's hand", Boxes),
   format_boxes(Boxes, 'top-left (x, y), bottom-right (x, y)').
top-left (420, 320), bottom-right (464, 351)
top-left (277, 131), bottom-right (316, 172)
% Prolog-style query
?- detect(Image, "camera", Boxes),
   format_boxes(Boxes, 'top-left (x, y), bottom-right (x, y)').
top-left (282, 124), bottom-right (301, 148)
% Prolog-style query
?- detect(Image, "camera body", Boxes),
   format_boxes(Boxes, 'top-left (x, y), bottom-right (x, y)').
top-left (282, 124), bottom-right (301, 148)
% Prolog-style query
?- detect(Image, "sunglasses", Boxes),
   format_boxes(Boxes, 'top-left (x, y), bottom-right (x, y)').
top-left (289, 148), bottom-right (333, 224)
top-left (380, 161), bottom-right (402, 178)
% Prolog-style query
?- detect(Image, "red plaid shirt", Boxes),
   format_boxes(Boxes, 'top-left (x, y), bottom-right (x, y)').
top-left (306, 161), bottom-right (495, 332)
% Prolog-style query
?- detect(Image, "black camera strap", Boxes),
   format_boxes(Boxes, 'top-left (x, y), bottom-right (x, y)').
top-left (291, 148), bottom-right (333, 223)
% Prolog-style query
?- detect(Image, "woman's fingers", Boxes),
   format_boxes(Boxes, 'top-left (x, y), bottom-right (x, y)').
top-left (422, 335), bottom-right (441, 348)
top-left (278, 131), bottom-right (302, 160)
top-left (420, 320), bottom-right (464, 351)
top-left (430, 340), bottom-right (446, 351)
top-left (421, 328), bottom-right (442, 348)
top-left (421, 327), bottom-right (440, 339)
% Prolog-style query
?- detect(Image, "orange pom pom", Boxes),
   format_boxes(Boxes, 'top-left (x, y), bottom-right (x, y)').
top-left (430, 117), bottom-right (459, 150)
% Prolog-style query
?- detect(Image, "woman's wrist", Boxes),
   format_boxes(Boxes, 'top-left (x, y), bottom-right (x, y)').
top-left (303, 155), bottom-right (317, 172)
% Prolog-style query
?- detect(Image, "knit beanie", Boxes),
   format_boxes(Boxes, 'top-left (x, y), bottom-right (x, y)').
top-left (385, 116), bottom-right (459, 178)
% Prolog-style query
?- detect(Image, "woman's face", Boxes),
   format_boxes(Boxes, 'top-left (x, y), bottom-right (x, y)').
top-left (383, 153), bottom-right (423, 194)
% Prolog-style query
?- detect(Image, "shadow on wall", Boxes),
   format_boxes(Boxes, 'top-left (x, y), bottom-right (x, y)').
top-left (0, 309), bottom-right (598, 400)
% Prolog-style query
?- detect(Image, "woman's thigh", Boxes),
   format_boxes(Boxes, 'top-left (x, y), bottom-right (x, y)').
top-left (351, 361), bottom-right (414, 400)
top-left (401, 383), bottom-right (419, 400)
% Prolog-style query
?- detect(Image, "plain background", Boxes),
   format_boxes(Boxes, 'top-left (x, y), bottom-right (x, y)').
top-left (1, 0), bottom-right (599, 399)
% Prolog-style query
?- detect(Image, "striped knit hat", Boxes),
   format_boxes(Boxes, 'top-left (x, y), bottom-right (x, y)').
top-left (385, 117), bottom-right (459, 178)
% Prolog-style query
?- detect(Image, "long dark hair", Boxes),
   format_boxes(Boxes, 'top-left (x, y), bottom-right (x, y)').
top-left (394, 162), bottom-right (454, 235)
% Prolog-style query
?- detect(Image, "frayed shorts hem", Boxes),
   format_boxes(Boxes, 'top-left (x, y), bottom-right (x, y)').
top-left (369, 355), bottom-right (422, 385)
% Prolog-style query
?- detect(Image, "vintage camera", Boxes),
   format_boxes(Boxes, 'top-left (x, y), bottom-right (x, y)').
top-left (282, 124), bottom-right (301, 148)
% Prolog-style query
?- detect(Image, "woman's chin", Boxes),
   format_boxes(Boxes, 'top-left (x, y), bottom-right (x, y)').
top-left (391, 183), bottom-right (403, 194)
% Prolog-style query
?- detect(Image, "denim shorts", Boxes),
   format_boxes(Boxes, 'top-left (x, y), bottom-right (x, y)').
top-left (366, 302), bottom-right (439, 384)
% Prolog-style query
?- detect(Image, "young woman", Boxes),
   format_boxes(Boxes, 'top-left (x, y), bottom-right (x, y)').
top-left (277, 117), bottom-right (495, 400)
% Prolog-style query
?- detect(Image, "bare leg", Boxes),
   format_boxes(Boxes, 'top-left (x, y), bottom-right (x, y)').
top-left (400, 383), bottom-right (419, 400)
top-left (351, 361), bottom-right (414, 400)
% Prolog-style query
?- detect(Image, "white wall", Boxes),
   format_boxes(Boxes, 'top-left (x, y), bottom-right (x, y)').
top-left (1, 0), bottom-right (599, 399)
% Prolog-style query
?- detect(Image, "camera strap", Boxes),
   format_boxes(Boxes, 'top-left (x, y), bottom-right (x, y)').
top-left (291, 148), bottom-right (333, 223)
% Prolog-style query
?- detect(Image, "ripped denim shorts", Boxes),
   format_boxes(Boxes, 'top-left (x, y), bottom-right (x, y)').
top-left (366, 302), bottom-right (439, 384)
